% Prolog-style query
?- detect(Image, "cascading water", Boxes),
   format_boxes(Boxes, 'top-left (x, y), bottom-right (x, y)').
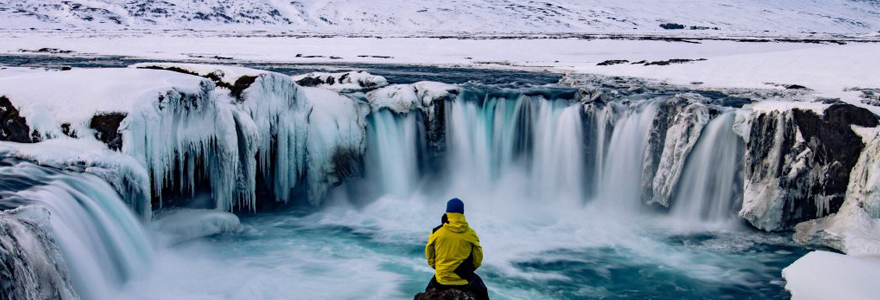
top-left (594, 101), bottom-right (659, 210)
top-left (0, 160), bottom-right (153, 300)
top-left (0, 64), bottom-right (813, 300)
top-left (670, 111), bottom-right (744, 226)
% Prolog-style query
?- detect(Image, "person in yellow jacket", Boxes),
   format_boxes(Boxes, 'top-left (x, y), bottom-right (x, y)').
top-left (424, 198), bottom-right (489, 300)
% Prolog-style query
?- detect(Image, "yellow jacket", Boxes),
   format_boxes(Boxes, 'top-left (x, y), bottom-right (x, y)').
top-left (425, 212), bottom-right (483, 285)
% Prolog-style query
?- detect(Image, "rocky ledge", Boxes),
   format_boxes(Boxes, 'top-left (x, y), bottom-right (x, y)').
top-left (414, 288), bottom-right (477, 300)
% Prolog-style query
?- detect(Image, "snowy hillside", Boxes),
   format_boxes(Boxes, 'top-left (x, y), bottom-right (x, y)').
top-left (1, 0), bottom-right (880, 35)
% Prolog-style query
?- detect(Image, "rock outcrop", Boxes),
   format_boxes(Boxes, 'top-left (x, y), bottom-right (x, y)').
top-left (414, 288), bottom-right (477, 300)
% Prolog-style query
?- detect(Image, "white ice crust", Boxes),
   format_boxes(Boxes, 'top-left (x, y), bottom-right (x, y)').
top-left (0, 64), bottom-right (369, 215)
top-left (783, 251), bottom-right (880, 300)
top-left (150, 208), bottom-right (240, 244)
top-left (366, 81), bottom-right (458, 114)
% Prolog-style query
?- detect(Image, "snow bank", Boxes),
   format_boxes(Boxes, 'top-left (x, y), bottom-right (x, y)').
top-left (130, 63), bottom-right (266, 86)
top-left (783, 251), bottom-right (880, 300)
top-left (0, 68), bottom-right (206, 140)
top-left (366, 81), bottom-right (458, 114)
top-left (293, 71), bottom-right (388, 92)
top-left (150, 208), bottom-right (240, 244)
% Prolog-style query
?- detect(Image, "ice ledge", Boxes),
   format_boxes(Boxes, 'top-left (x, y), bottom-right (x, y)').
top-left (783, 251), bottom-right (880, 300)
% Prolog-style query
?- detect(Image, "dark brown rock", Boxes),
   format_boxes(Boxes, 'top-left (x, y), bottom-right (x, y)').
top-left (414, 288), bottom-right (477, 300)
top-left (89, 112), bottom-right (127, 151)
top-left (0, 96), bottom-right (35, 143)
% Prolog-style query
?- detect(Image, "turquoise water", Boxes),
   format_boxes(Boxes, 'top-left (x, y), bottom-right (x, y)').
top-left (116, 202), bottom-right (805, 300)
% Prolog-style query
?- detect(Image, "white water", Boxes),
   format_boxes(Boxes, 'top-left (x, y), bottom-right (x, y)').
top-left (1, 86), bottom-right (797, 300)
top-left (0, 162), bottom-right (153, 300)
top-left (671, 111), bottom-right (743, 226)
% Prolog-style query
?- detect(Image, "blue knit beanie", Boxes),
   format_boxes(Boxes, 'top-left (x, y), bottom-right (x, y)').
top-left (446, 198), bottom-right (464, 214)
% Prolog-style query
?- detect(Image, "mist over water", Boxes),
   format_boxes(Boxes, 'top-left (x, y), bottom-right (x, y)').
top-left (0, 65), bottom-right (804, 299)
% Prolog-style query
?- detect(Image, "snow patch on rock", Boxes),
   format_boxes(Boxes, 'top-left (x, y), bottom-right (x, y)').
top-left (151, 208), bottom-right (240, 244)
top-left (293, 71), bottom-right (388, 92)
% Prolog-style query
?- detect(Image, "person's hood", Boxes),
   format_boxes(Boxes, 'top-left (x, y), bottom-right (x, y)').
top-left (443, 212), bottom-right (469, 233)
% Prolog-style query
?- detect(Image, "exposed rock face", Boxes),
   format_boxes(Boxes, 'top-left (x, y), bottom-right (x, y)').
top-left (0, 96), bottom-right (36, 143)
top-left (414, 288), bottom-right (477, 300)
top-left (793, 126), bottom-right (880, 255)
top-left (738, 104), bottom-right (879, 231)
top-left (89, 112), bottom-right (127, 151)
top-left (640, 96), bottom-right (711, 207)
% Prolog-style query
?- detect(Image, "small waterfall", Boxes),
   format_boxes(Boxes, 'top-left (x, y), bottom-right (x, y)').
top-left (364, 109), bottom-right (421, 197)
top-left (670, 112), bottom-right (744, 224)
top-left (0, 161), bottom-right (153, 300)
top-left (594, 101), bottom-right (659, 210)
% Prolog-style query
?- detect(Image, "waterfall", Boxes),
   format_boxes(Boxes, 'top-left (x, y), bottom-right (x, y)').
top-left (594, 101), bottom-right (659, 210)
top-left (364, 109), bottom-right (421, 197)
top-left (0, 161), bottom-right (153, 300)
top-left (670, 111), bottom-right (744, 224)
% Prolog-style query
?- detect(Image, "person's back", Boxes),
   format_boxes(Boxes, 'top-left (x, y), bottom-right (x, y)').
top-left (424, 198), bottom-right (489, 300)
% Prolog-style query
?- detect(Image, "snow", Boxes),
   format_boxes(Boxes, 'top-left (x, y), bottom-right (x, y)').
top-left (292, 71), bottom-right (388, 92)
top-left (366, 81), bottom-right (458, 114)
top-left (0, 68), bottom-right (207, 139)
top-left (2, 0), bottom-right (880, 35)
top-left (150, 208), bottom-right (240, 244)
top-left (783, 251), bottom-right (880, 300)
top-left (1, 33), bottom-right (877, 109)
top-left (130, 63), bottom-right (267, 86)
top-left (0, 138), bottom-right (152, 219)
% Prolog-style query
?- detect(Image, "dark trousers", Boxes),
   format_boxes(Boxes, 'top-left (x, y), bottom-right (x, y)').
top-left (426, 274), bottom-right (489, 300)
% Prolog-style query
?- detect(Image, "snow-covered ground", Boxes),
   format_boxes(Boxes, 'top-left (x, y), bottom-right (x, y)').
top-left (2, 33), bottom-right (879, 110)
top-left (3, 0), bottom-right (880, 35)
top-left (783, 251), bottom-right (880, 300)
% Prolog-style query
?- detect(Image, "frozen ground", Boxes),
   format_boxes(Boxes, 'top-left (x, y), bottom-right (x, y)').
top-left (2, 0), bottom-right (879, 35)
top-left (1, 32), bottom-right (879, 110)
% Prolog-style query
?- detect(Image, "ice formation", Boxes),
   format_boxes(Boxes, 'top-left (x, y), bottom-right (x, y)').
top-left (0, 65), bottom-right (371, 213)
top-left (2, 64), bottom-right (880, 299)
top-left (151, 208), bottom-right (241, 244)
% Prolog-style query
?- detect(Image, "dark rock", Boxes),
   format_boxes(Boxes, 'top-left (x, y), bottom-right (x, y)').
top-left (785, 84), bottom-right (809, 90)
top-left (644, 58), bottom-right (707, 66)
top-left (89, 112), bottom-right (127, 151)
top-left (597, 60), bottom-right (629, 66)
top-left (0, 96), bottom-right (35, 143)
top-left (229, 76), bottom-right (257, 99)
top-left (659, 23), bottom-right (686, 30)
top-left (744, 103), bottom-right (879, 230)
top-left (780, 104), bottom-right (877, 226)
top-left (295, 76), bottom-right (325, 87)
top-left (414, 288), bottom-right (477, 300)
